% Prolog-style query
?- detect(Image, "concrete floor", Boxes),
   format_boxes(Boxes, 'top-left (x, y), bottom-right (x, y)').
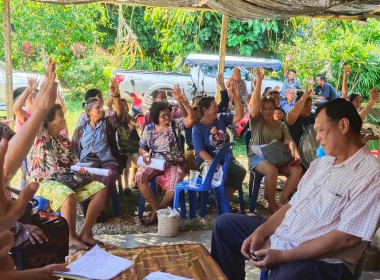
top-left (96, 230), bottom-right (380, 280)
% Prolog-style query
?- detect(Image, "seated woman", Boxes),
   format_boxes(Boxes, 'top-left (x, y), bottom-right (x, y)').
top-left (71, 78), bottom-right (122, 200)
top-left (136, 89), bottom-right (197, 225)
top-left (248, 68), bottom-right (302, 214)
top-left (27, 104), bottom-right (106, 252)
top-left (192, 82), bottom-right (246, 200)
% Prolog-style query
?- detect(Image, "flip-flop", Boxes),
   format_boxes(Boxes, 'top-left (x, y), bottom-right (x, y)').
top-left (139, 216), bottom-right (158, 226)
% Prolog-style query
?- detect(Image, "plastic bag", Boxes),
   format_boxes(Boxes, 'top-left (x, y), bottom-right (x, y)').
top-left (156, 207), bottom-right (180, 218)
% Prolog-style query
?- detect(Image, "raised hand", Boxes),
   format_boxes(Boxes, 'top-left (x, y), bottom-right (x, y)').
top-left (369, 87), bottom-right (380, 104)
top-left (285, 54), bottom-right (291, 62)
top-left (344, 65), bottom-right (352, 77)
top-left (216, 72), bottom-right (226, 90)
top-left (33, 58), bottom-right (58, 112)
top-left (27, 75), bottom-right (39, 92)
top-left (110, 76), bottom-right (120, 96)
top-left (229, 80), bottom-right (240, 100)
top-left (172, 85), bottom-right (190, 106)
top-left (308, 76), bottom-right (314, 85)
top-left (253, 68), bottom-right (265, 81)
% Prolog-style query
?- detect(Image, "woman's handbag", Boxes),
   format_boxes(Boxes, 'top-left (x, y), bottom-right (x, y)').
top-left (161, 121), bottom-right (186, 166)
top-left (54, 171), bottom-right (93, 190)
top-left (261, 141), bottom-right (294, 167)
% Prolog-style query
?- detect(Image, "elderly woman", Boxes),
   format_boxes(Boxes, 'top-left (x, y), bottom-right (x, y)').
top-left (136, 89), bottom-right (197, 225)
top-left (192, 82), bottom-right (246, 200)
top-left (248, 68), bottom-right (302, 214)
top-left (71, 78), bottom-right (122, 200)
top-left (27, 104), bottom-right (106, 252)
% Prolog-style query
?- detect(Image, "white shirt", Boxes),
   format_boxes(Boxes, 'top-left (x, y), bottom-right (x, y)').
top-left (270, 145), bottom-right (380, 271)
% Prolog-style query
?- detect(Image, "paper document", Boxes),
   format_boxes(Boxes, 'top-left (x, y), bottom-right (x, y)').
top-left (144, 272), bottom-right (194, 280)
top-left (70, 165), bottom-right (110, 176)
top-left (53, 245), bottom-right (132, 280)
top-left (137, 156), bottom-right (166, 171)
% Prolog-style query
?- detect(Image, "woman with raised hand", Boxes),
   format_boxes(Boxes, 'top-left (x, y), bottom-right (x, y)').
top-left (71, 77), bottom-right (122, 203)
top-left (27, 103), bottom-right (106, 253)
top-left (192, 82), bottom-right (246, 201)
top-left (136, 86), bottom-right (197, 225)
top-left (248, 68), bottom-right (302, 214)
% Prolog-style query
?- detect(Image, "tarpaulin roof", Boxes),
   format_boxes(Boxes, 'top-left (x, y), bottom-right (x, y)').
top-left (185, 53), bottom-right (282, 71)
top-left (30, 0), bottom-right (380, 20)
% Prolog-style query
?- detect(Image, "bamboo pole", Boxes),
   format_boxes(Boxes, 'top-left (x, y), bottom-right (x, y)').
top-left (3, 0), bottom-right (13, 121)
top-left (216, 14), bottom-right (229, 104)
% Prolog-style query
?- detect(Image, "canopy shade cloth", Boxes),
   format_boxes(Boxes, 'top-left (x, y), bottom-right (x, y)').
top-left (30, 0), bottom-right (380, 20)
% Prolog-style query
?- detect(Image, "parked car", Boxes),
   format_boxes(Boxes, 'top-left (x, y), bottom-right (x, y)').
top-left (113, 53), bottom-right (283, 113)
top-left (0, 60), bottom-right (63, 111)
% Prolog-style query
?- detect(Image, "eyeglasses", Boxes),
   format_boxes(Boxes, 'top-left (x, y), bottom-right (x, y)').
top-left (159, 113), bottom-right (171, 119)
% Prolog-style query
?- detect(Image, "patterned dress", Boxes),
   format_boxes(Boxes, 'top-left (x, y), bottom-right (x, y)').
top-left (27, 126), bottom-right (105, 212)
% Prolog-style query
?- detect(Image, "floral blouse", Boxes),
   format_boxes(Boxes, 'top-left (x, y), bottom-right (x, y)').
top-left (27, 126), bottom-right (75, 180)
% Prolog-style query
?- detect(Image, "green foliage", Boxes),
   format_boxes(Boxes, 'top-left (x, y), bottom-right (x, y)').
top-left (0, 1), bottom-right (108, 76)
top-left (276, 19), bottom-right (380, 99)
top-left (62, 51), bottom-right (111, 95)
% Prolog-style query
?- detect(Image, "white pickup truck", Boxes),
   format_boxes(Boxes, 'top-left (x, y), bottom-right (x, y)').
top-left (113, 53), bottom-right (283, 111)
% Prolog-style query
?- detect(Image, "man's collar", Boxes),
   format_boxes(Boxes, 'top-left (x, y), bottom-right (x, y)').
top-left (333, 144), bottom-right (369, 170)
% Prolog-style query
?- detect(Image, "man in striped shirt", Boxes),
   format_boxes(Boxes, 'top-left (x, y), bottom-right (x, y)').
top-left (211, 98), bottom-right (380, 280)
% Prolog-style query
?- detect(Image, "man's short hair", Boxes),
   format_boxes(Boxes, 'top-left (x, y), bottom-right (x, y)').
top-left (288, 69), bottom-right (297, 74)
top-left (275, 107), bottom-right (285, 114)
top-left (151, 90), bottom-right (165, 100)
top-left (85, 88), bottom-right (102, 101)
top-left (317, 74), bottom-right (326, 82)
top-left (315, 98), bottom-right (362, 135)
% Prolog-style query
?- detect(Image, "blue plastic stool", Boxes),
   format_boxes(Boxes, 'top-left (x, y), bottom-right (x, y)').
top-left (138, 177), bottom-right (157, 220)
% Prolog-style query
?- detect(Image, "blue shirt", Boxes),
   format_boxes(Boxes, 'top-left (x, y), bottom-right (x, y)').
top-left (192, 113), bottom-right (234, 162)
top-left (279, 99), bottom-right (296, 114)
top-left (80, 119), bottom-right (116, 165)
top-left (314, 82), bottom-right (338, 100)
top-left (280, 76), bottom-right (301, 98)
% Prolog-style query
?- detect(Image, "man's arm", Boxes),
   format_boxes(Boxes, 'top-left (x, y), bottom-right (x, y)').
top-left (241, 204), bottom-right (291, 260)
top-left (283, 54), bottom-right (291, 78)
top-left (341, 65), bottom-right (352, 100)
top-left (252, 229), bottom-right (361, 270)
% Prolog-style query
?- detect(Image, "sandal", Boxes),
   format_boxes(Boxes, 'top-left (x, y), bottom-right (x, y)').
top-left (139, 216), bottom-right (158, 226)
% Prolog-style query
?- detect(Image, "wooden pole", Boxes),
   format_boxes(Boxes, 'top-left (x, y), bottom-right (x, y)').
top-left (3, 0), bottom-right (13, 120)
top-left (216, 14), bottom-right (228, 104)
